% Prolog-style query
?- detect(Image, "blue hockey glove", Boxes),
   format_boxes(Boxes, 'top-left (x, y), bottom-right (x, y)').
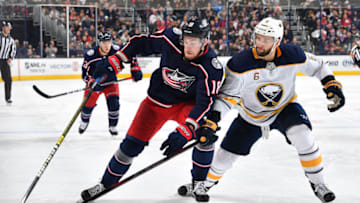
top-left (130, 58), bottom-right (142, 82)
top-left (93, 59), bottom-right (119, 85)
top-left (160, 123), bottom-right (195, 156)
top-left (323, 79), bottom-right (345, 112)
top-left (196, 119), bottom-right (219, 146)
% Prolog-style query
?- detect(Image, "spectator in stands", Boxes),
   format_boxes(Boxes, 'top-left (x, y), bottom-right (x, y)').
top-left (82, 15), bottom-right (92, 30)
top-left (15, 40), bottom-right (21, 58)
top-left (69, 41), bottom-right (77, 58)
top-left (17, 41), bottom-right (29, 58)
top-left (45, 40), bottom-right (58, 58)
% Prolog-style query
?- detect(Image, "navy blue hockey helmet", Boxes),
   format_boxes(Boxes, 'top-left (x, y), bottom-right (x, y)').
top-left (97, 32), bottom-right (112, 42)
top-left (182, 17), bottom-right (210, 39)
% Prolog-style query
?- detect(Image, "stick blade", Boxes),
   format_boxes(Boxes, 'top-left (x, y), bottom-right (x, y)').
top-left (32, 85), bottom-right (52, 98)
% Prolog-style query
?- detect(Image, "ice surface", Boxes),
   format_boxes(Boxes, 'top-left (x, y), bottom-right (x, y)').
top-left (0, 76), bottom-right (359, 203)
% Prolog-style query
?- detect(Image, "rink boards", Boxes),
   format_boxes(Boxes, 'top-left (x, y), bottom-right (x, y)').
top-left (3, 55), bottom-right (360, 81)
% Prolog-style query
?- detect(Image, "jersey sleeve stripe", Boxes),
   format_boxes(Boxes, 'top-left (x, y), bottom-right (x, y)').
top-left (150, 35), bottom-right (182, 54)
top-left (190, 62), bottom-right (210, 96)
top-left (196, 96), bottom-right (213, 123)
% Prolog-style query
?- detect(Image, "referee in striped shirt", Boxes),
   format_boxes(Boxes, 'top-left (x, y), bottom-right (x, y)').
top-left (0, 21), bottom-right (16, 104)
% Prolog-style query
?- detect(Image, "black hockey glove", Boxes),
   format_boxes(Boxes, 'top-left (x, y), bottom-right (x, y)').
top-left (196, 119), bottom-right (219, 146)
top-left (350, 45), bottom-right (360, 68)
top-left (322, 76), bottom-right (345, 112)
top-left (130, 57), bottom-right (143, 82)
top-left (160, 123), bottom-right (195, 156)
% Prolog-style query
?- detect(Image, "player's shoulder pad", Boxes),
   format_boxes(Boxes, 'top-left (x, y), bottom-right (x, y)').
top-left (197, 47), bottom-right (224, 71)
top-left (278, 43), bottom-right (306, 65)
top-left (227, 49), bottom-right (260, 74)
top-left (84, 47), bottom-right (96, 59)
top-left (162, 27), bottom-right (181, 42)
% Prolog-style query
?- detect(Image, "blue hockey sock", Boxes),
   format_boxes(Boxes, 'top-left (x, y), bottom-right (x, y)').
top-left (107, 96), bottom-right (119, 127)
top-left (81, 106), bottom-right (94, 123)
top-left (101, 135), bottom-right (146, 187)
top-left (191, 143), bottom-right (215, 181)
top-left (101, 150), bottom-right (131, 188)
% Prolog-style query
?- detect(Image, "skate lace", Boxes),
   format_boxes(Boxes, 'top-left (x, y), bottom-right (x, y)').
top-left (79, 122), bottom-right (88, 129)
top-left (88, 184), bottom-right (105, 196)
top-left (314, 184), bottom-right (330, 196)
top-left (193, 182), bottom-right (208, 195)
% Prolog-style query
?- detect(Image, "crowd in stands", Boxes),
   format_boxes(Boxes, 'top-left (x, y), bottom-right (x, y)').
top-left (299, 0), bottom-right (359, 54)
top-left (10, 0), bottom-right (360, 58)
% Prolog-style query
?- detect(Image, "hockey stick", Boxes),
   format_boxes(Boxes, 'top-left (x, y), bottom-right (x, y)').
top-left (33, 77), bottom-right (133, 99)
top-left (20, 77), bottom-right (104, 203)
top-left (79, 140), bottom-right (200, 203)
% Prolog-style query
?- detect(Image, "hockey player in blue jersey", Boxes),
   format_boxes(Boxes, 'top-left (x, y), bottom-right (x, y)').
top-left (178, 17), bottom-right (345, 202)
top-left (79, 32), bottom-right (142, 136)
top-left (80, 17), bottom-right (224, 201)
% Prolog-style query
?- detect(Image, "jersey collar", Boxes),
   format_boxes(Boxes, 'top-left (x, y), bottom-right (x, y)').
top-left (252, 46), bottom-right (282, 60)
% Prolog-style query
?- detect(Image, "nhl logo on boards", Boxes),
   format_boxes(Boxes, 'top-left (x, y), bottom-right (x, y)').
top-left (162, 67), bottom-right (195, 93)
top-left (256, 83), bottom-right (284, 108)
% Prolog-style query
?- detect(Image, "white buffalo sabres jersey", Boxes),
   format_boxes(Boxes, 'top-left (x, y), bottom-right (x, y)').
top-left (213, 44), bottom-right (333, 126)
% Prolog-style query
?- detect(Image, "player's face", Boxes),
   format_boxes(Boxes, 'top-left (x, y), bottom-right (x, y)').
top-left (99, 40), bottom-right (112, 55)
top-left (183, 36), bottom-right (204, 60)
top-left (255, 34), bottom-right (275, 57)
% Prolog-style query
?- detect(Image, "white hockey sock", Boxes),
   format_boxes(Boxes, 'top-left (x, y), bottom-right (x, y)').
top-left (286, 124), bottom-right (325, 184)
top-left (206, 147), bottom-right (239, 184)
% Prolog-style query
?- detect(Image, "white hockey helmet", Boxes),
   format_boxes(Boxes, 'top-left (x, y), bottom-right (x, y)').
top-left (252, 17), bottom-right (284, 58)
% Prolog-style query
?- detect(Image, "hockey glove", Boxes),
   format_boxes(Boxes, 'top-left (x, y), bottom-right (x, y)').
top-left (130, 57), bottom-right (143, 82)
top-left (350, 45), bottom-right (360, 68)
top-left (107, 52), bottom-right (125, 73)
top-left (196, 119), bottom-right (219, 146)
top-left (323, 78), bottom-right (345, 112)
top-left (160, 123), bottom-right (195, 156)
top-left (87, 76), bottom-right (106, 91)
top-left (94, 59), bottom-right (118, 85)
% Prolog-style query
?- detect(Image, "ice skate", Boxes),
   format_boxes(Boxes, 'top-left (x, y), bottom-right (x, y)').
top-left (178, 180), bottom-right (217, 202)
top-left (310, 182), bottom-right (336, 202)
top-left (78, 121), bottom-right (89, 134)
top-left (109, 126), bottom-right (118, 136)
top-left (80, 183), bottom-right (106, 201)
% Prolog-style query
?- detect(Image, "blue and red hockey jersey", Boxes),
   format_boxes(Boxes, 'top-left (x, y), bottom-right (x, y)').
top-left (82, 44), bottom-right (121, 84)
top-left (114, 28), bottom-right (225, 128)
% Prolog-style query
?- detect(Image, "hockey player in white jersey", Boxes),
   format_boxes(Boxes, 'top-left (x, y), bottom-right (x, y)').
top-left (178, 17), bottom-right (345, 202)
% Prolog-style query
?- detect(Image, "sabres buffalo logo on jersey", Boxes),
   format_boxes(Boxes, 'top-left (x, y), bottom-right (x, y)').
top-left (162, 67), bottom-right (196, 93)
top-left (256, 83), bottom-right (284, 108)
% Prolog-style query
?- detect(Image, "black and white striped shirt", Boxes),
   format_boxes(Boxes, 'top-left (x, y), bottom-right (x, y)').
top-left (0, 32), bottom-right (16, 60)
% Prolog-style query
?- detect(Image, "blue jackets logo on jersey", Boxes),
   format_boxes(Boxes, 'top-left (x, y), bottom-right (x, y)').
top-left (162, 67), bottom-right (195, 93)
top-left (256, 83), bottom-right (283, 108)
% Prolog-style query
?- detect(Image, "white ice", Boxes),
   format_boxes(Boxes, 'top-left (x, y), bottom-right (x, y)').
top-left (0, 76), bottom-right (359, 203)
